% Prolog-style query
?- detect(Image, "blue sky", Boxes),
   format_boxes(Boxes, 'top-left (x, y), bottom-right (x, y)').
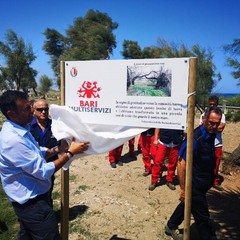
top-left (0, 0), bottom-right (239, 93)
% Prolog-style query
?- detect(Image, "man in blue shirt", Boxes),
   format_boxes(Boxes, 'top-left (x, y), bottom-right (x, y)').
top-left (30, 98), bottom-right (61, 207)
top-left (199, 95), bottom-right (226, 191)
top-left (0, 90), bottom-right (90, 239)
top-left (165, 106), bottom-right (222, 240)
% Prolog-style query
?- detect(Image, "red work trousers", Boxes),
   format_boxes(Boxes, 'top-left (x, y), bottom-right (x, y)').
top-left (141, 135), bottom-right (156, 173)
top-left (138, 135), bottom-right (142, 151)
top-left (128, 137), bottom-right (135, 155)
top-left (214, 146), bottom-right (222, 185)
top-left (108, 145), bottom-right (123, 163)
top-left (151, 143), bottom-right (180, 183)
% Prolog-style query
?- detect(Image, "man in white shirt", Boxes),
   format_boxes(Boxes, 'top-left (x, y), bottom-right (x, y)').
top-left (0, 90), bottom-right (90, 239)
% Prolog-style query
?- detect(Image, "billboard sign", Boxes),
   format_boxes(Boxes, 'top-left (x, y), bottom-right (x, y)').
top-left (64, 58), bottom-right (190, 130)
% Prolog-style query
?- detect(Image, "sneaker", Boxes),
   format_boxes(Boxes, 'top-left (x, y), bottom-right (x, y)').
top-left (148, 182), bottom-right (157, 191)
top-left (213, 184), bottom-right (223, 191)
top-left (117, 160), bottom-right (123, 166)
top-left (110, 162), bottom-right (117, 168)
top-left (165, 225), bottom-right (183, 240)
top-left (166, 182), bottom-right (176, 190)
top-left (142, 171), bottom-right (151, 177)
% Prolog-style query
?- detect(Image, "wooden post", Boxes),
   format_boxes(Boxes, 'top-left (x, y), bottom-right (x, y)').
top-left (183, 57), bottom-right (197, 240)
top-left (60, 61), bottom-right (69, 240)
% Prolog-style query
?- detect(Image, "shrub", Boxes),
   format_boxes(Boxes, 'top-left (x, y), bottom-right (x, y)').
top-left (232, 111), bottom-right (240, 123)
top-left (219, 95), bottom-right (240, 107)
top-left (225, 111), bottom-right (233, 121)
top-left (225, 110), bottom-right (240, 122)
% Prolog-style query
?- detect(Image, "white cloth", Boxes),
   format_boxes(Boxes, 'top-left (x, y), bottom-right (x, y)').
top-left (159, 140), bottom-right (179, 148)
top-left (49, 105), bottom-right (148, 169)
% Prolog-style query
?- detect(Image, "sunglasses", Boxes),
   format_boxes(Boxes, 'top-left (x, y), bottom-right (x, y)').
top-left (35, 107), bottom-right (49, 112)
top-left (208, 120), bottom-right (219, 126)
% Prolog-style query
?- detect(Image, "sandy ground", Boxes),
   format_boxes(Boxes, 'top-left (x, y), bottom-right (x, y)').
top-left (53, 121), bottom-right (240, 240)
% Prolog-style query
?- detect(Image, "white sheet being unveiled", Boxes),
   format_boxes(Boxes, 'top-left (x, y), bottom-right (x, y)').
top-left (49, 104), bottom-right (148, 169)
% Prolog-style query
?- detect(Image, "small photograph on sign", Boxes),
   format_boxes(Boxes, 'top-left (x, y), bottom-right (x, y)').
top-left (126, 65), bottom-right (172, 97)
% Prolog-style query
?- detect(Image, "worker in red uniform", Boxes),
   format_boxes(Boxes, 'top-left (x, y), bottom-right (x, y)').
top-left (140, 128), bottom-right (156, 176)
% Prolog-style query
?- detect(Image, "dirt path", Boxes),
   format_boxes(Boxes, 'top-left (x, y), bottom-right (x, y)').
top-left (53, 122), bottom-right (240, 240)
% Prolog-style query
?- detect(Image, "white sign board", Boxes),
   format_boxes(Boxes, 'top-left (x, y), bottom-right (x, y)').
top-left (64, 58), bottom-right (190, 130)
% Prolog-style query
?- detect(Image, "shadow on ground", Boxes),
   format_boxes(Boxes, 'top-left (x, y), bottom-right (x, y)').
top-left (189, 187), bottom-right (240, 240)
top-left (109, 234), bottom-right (131, 240)
top-left (55, 204), bottom-right (89, 222)
top-left (207, 187), bottom-right (240, 240)
top-left (121, 150), bottom-right (139, 163)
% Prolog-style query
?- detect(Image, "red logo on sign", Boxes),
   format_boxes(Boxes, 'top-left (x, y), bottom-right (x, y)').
top-left (77, 81), bottom-right (101, 98)
top-left (70, 67), bottom-right (78, 77)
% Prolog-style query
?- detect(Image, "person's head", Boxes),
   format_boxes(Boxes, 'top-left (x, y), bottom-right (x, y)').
top-left (33, 99), bottom-right (49, 122)
top-left (202, 106), bottom-right (222, 134)
top-left (0, 90), bottom-right (33, 127)
top-left (208, 95), bottom-right (219, 107)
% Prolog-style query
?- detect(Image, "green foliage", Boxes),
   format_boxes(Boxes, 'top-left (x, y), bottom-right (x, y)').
top-left (127, 80), bottom-right (168, 97)
top-left (77, 185), bottom-right (89, 191)
top-left (42, 29), bottom-right (66, 85)
top-left (122, 40), bottom-right (163, 59)
top-left (52, 191), bottom-right (60, 200)
top-left (223, 38), bottom-right (240, 85)
top-left (43, 10), bottom-right (118, 86)
top-left (0, 184), bottom-right (18, 239)
top-left (225, 111), bottom-right (233, 121)
top-left (75, 185), bottom-right (90, 194)
top-left (0, 68), bottom-right (10, 90)
top-left (69, 174), bottom-right (77, 181)
top-left (121, 40), bottom-right (143, 59)
top-left (192, 45), bottom-right (220, 109)
top-left (0, 29), bottom-right (37, 91)
top-left (219, 95), bottom-right (240, 106)
top-left (232, 111), bottom-right (240, 122)
top-left (225, 110), bottom-right (240, 122)
top-left (0, 113), bottom-right (6, 129)
top-left (219, 95), bottom-right (240, 123)
top-left (38, 74), bottom-right (53, 98)
top-left (121, 38), bottom-right (219, 108)
top-left (69, 221), bottom-right (98, 239)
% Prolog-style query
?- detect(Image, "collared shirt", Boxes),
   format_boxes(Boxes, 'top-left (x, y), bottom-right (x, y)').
top-left (0, 120), bottom-right (55, 204)
top-left (179, 125), bottom-right (216, 190)
top-left (179, 125), bottom-right (211, 160)
top-left (30, 117), bottom-right (59, 162)
top-left (30, 117), bottom-right (59, 147)
top-left (31, 117), bottom-right (52, 146)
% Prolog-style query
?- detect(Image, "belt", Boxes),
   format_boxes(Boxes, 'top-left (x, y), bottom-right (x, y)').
top-left (12, 192), bottom-right (49, 208)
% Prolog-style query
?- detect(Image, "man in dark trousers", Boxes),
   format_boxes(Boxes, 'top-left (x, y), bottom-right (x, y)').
top-left (0, 90), bottom-right (90, 239)
top-left (165, 106), bottom-right (222, 240)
